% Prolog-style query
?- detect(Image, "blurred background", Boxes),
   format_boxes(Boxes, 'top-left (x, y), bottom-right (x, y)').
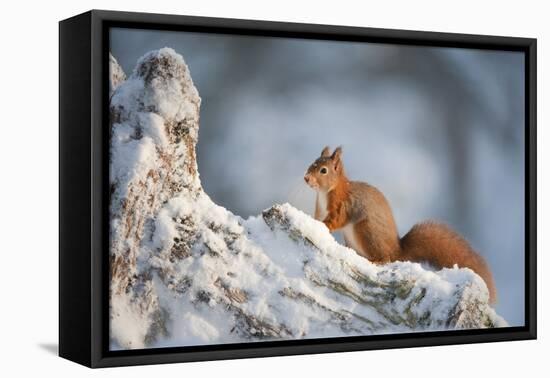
top-left (110, 28), bottom-right (525, 326)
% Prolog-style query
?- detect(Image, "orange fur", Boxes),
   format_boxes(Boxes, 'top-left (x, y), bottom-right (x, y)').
top-left (400, 222), bottom-right (497, 302)
top-left (323, 178), bottom-right (350, 231)
top-left (305, 146), bottom-right (497, 304)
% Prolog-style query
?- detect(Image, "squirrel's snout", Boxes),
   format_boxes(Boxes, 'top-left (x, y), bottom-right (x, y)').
top-left (304, 173), bottom-right (317, 189)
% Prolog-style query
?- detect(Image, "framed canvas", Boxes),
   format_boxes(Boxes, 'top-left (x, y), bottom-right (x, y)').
top-left (59, 10), bottom-right (537, 368)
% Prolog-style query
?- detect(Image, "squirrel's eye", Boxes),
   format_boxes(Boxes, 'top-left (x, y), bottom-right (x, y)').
top-left (320, 167), bottom-right (328, 175)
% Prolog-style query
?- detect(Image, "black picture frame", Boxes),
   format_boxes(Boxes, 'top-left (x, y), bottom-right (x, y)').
top-left (59, 9), bottom-right (537, 368)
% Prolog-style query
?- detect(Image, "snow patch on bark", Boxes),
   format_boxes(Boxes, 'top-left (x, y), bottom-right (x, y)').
top-left (109, 53), bottom-right (126, 96)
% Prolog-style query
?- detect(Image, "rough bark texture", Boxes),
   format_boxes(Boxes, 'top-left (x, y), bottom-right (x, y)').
top-left (108, 48), bottom-right (506, 350)
top-left (109, 53), bottom-right (126, 96)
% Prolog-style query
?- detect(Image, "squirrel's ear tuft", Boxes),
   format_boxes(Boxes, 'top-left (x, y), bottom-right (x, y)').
top-left (331, 146), bottom-right (343, 161)
top-left (321, 146), bottom-right (331, 157)
top-left (332, 146), bottom-right (343, 171)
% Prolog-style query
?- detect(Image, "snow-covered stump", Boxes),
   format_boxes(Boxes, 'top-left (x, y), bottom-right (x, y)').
top-left (109, 49), bottom-right (202, 347)
top-left (108, 48), bottom-right (506, 350)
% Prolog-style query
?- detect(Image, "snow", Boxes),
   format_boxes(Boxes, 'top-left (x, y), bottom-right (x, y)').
top-left (108, 48), bottom-right (507, 351)
top-left (109, 53), bottom-right (126, 95)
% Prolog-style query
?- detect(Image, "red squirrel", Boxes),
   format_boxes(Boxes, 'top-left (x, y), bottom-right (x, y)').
top-left (304, 146), bottom-right (497, 304)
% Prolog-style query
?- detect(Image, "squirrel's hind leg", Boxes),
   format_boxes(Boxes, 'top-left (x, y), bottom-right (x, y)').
top-left (352, 220), bottom-right (393, 264)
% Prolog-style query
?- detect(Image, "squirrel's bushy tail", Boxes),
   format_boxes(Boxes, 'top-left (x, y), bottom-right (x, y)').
top-left (400, 221), bottom-right (497, 304)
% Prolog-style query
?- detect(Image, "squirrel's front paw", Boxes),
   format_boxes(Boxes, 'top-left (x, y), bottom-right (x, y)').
top-left (323, 220), bottom-right (335, 232)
